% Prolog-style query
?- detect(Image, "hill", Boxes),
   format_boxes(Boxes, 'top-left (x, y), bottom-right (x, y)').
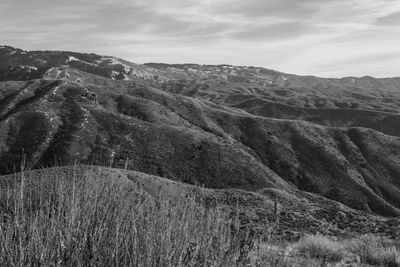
top-left (1, 45), bottom-right (400, 231)
top-left (1, 166), bottom-right (399, 241)
top-left (2, 165), bottom-right (399, 266)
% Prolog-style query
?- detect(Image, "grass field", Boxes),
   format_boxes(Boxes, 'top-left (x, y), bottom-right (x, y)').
top-left (0, 166), bottom-right (399, 266)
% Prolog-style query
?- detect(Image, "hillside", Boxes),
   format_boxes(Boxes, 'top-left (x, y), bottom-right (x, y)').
top-left (1, 166), bottom-right (399, 241)
top-left (2, 165), bottom-right (399, 266)
top-left (1, 45), bottom-right (400, 231)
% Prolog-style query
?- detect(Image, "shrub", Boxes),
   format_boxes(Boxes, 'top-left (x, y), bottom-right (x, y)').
top-left (349, 234), bottom-right (400, 267)
top-left (294, 234), bottom-right (345, 262)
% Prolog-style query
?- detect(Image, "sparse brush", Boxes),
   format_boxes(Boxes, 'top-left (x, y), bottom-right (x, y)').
top-left (1, 165), bottom-right (399, 266)
top-left (348, 234), bottom-right (400, 267)
top-left (267, 196), bottom-right (280, 240)
top-left (0, 165), bottom-right (261, 266)
top-left (294, 234), bottom-right (345, 262)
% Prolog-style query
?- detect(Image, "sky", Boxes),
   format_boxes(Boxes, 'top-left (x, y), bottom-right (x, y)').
top-left (1, 0), bottom-right (400, 78)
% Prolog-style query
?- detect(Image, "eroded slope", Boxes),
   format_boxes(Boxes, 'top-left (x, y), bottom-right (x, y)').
top-left (1, 46), bottom-right (400, 219)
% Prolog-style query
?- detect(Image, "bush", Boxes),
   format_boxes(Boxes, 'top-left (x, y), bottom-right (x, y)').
top-left (349, 234), bottom-right (400, 266)
top-left (294, 234), bottom-right (345, 262)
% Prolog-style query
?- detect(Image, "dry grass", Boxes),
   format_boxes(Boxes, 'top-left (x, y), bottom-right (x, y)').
top-left (348, 234), bottom-right (400, 266)
top-left (293, 234), bottom-right (400, 266)
top-left (0, 167), bottom-right (250, 266)
top-left (294, 234), bottom-right (345, 262)
top-left (1, 165), bottom-right (399, 266)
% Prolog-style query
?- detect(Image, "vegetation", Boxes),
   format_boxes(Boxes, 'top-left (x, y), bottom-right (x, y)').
top-left (0, 167), bottom-right (247, 266)
top-left (292, 234), bottom-right (400, 266)
top-left (294, 234), bottom-right (345, 262)
top-left (1, 166), bottom-right (400, 266)
top-left (349, 235), bottom-right (400, 266)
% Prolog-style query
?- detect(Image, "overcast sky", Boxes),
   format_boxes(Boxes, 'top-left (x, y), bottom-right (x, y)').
top-left (1, 0), bottom-right (400, 77)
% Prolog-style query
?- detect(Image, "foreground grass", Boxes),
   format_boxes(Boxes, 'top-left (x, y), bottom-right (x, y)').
top-left (295, 234), bottom-right (400, 266)
top-left (0, 167), bottom-right (249, 266)
top-left (0, 166), bottom-right (399, 266)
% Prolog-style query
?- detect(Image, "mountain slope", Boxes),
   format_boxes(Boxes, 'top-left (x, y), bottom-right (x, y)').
top-left (1, 45), bottom-right (400, 220)
top-left (1, 165), bottom-right (399, 240)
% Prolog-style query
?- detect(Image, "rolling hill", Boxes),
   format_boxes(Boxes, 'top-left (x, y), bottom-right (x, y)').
top-left (1, 45), bottom-right (400, 239)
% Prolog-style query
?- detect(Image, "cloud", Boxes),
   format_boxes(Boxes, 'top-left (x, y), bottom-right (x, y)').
top-left (376, 11), bottom-right (400, 25)
top-left (212, 0), bottom-right (336, 19)
top-left (0, 0), bottom-right (400, 77)
top-left (229, 22), bottom-right (326, 42)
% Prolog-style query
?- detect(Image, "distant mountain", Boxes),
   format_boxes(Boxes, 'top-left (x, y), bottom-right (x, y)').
top-left (0, 45), bottom-right (400, 239)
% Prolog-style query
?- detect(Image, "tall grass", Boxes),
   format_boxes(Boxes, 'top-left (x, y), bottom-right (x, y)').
top-left (0, 167), bottom-right (251, 266)
top-left (1, 165), bottom-right (399, 266)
